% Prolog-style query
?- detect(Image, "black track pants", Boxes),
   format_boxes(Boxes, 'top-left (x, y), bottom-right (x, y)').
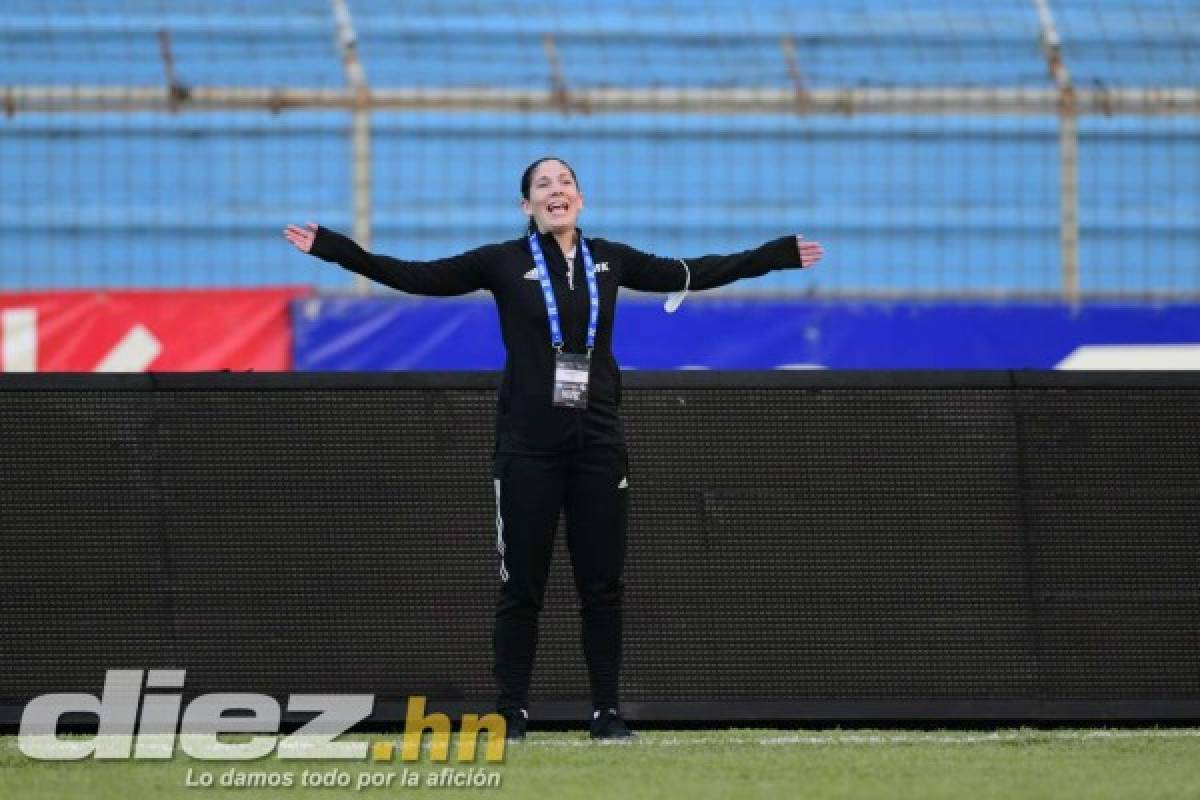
top-left (492, 443), bottom-right (629, 714)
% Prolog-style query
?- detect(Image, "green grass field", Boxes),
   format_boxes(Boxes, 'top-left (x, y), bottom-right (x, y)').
top-left (4, 728), bottom-right (1200, 799)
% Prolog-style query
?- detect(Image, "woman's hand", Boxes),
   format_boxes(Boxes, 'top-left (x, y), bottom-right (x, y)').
top-left (283, 222), bottom-right (318, 254)
top-left (796, 235), bottom-right (824, 268)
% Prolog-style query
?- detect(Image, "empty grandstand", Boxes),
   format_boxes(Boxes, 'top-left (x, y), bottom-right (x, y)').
top-left (2, 1), bottom-right (1197, 297)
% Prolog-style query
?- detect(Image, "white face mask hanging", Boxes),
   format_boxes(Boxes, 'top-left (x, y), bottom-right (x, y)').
top-left (663, 259), bottom-right (691, 313)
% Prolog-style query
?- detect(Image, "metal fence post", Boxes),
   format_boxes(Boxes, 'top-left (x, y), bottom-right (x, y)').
top-left (330, 0), bottom-right (372, 295)
top-left (1032, 0), bottom-right (1080, 307)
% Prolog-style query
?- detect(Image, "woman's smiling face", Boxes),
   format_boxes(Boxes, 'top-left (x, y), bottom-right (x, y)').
top-left (521, 159), bottom-right (584, 235)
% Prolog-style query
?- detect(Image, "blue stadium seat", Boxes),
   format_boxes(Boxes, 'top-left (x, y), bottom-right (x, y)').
top-left (1, 1), bottom-right (1196, 293)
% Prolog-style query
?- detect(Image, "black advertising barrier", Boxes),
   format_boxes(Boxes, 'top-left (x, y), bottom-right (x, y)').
top-left (1, 371), bottom-right (1198, 725)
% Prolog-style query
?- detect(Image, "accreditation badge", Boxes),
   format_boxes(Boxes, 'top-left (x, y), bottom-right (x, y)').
top-left (552, 352), bottom-right (591, 408)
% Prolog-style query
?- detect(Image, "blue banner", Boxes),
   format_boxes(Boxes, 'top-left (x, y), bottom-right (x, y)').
top-left (291, 297), bottom-right (1200, 371)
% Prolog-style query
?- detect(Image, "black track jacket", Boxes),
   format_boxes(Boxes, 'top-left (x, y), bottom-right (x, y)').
top-left (310, 226), bottom-right (806, 455)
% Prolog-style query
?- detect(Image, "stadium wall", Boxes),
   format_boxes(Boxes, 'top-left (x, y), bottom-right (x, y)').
top-left (1, 371), bottom-right (1197, 725)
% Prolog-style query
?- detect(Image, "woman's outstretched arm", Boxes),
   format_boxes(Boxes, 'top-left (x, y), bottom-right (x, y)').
top-left (283, 222), bottom-right (493, 296)
top-left (611, 234), bottom-right (823, 293)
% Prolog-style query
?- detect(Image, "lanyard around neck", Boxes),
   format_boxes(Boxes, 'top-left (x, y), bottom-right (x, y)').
top-left (528, 232), bottom-right (599, 355)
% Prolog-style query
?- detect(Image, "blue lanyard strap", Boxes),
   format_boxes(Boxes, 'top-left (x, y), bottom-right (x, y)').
top-left (528, 232), bottom-right (600, 354)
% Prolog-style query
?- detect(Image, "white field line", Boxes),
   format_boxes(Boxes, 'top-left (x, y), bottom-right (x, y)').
top-left (519, 729), bottom-right (1200, 747)
top-left (6, 729), bottom-right (1200, 758)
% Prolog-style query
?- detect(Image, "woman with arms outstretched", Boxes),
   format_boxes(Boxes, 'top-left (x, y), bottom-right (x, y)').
top-left (283, 157), bottom-right (824, 741)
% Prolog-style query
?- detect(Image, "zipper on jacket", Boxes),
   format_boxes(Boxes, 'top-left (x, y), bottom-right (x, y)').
top-left (567, 256), bottom-right (575, 291)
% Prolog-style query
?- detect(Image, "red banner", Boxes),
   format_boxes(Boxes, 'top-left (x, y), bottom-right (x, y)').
top-left (0, 287), bottom-right (309, 372)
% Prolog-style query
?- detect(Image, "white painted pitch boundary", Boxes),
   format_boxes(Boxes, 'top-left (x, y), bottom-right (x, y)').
top-left (5, 729), bottom-right (1200, 759)
top-left (517, 729), bottom-right (1200, 747)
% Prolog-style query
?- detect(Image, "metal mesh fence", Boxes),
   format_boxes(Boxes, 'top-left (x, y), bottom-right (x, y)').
top-left (3, 372), bottom-right (1199, 719)
top-left (1, 0), bottom-right (1197, 297)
